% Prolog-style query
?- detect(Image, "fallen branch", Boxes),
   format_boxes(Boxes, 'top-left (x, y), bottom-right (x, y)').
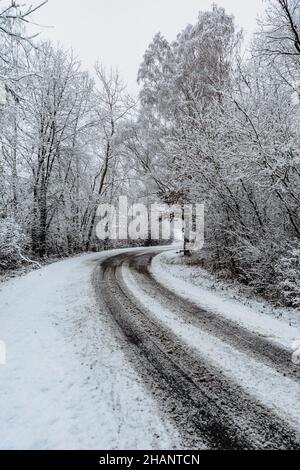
top-left (15, 246), bottom-right (42, 268)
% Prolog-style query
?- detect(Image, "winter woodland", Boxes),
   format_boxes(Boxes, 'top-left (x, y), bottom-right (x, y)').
top-left (0, 0), bottom-right (300, 307)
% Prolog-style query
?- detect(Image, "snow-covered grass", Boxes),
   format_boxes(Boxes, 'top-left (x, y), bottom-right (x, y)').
top-left (0, 249), bottom-right (179, 450)
top-left (0, 252), bottom-right (76, 284)
top-left (0, 258), bottom-right (50, 284)
top-left (151, 251), bottom-right (300, 351)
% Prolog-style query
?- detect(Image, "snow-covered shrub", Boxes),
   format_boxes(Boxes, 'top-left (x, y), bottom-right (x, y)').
top-left (274, 242), bottom-right (300, 308)
top-left (0, 217), bottom-right (28, 270)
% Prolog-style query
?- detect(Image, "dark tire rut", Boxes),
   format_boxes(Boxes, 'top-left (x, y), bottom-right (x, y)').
top-left (129, 252), bottom-right (300, 383)
top-left (93, 250), bottom-right (300, 450)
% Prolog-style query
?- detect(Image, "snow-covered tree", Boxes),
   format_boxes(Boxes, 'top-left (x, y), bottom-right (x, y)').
top-left (136, 2), bottom-right (300, 306)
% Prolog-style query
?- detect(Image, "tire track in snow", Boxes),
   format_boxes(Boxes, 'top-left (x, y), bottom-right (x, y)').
top-left (95, 249), bottom-right (300, 450)
top-left (129, 252), bottom-right (300, 383)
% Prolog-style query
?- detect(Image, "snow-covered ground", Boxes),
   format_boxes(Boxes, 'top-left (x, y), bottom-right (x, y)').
top-left (1, 247), bottom-right (299, 450)
top-left (151, 251), bottom-right (300, 352)
top-left (0, 250), bottom-right (179, 450)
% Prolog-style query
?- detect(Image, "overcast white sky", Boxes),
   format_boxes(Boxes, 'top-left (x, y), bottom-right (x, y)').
top-left (33, 0), bottom-right (265, 94)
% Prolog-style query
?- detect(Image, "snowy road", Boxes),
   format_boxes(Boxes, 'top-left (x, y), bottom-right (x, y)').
top-left (96, 248), bottom-right (300, 450)
top-left (0, 250), bottom-right (180, 450)
top-left (1, 247), bottom-right (300, 450)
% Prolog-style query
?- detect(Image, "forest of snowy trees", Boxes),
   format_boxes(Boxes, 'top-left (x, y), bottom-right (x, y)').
top-left (0, 0), bottom-right (299, 307)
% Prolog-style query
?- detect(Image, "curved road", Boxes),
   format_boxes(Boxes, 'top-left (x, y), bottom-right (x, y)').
top-left (93, 248), bottom-right (300, 450)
